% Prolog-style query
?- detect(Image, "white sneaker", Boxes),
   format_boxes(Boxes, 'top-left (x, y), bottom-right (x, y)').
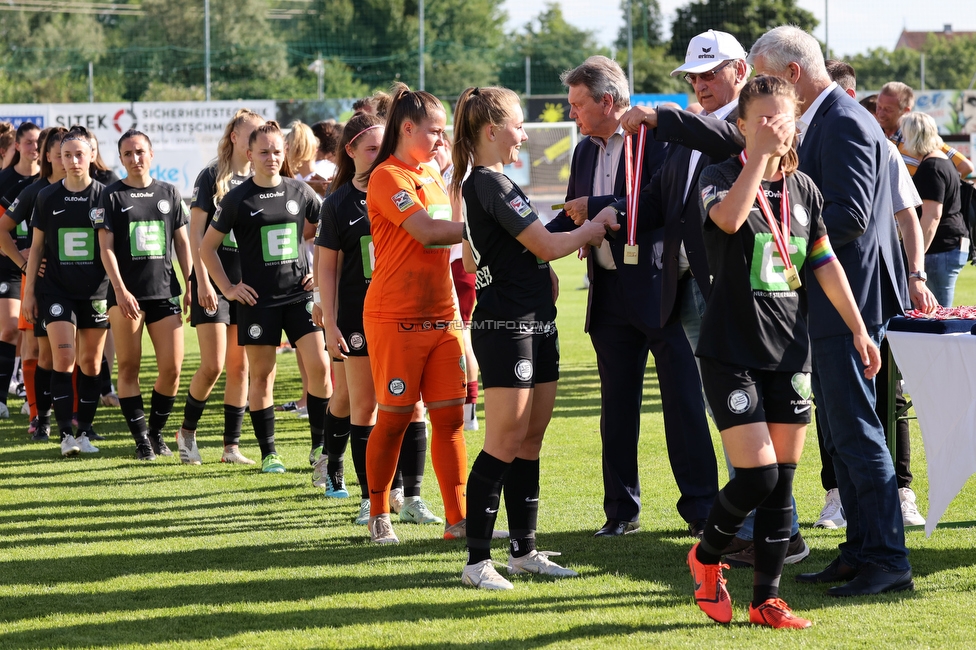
top-left (463, 403), bottom-right (478, 431)
top-left (0, 402), bottom-right (9, 419)
top-left (311, 455), bottom-right (329, 487)
top-left (76, 434), bottom-right (99, 454)
top-left (21, 401), bottom-right (30, 415)
top-left (508, 550), bottom-right (579, 577)
top-left (462, 559), bottom-right (514, 590)
top-left (814, 488), bottom-right (847, 529)
top-left (176, 428), bottom-right (202, 465)
top-left (399, 496), bottom-right (443, 524)
top-left (221, 446), bottom-right (256, 465)
top-left (900, 487), bottom-right (926, 526)
top-left (368, 513), bottom-right (399, 544)
top-left (61, 434), bottom-right (80, 457)
top-left (355, 499), bottom-right (371, 525)
top-left (389, 487), bottom-right (405, 514)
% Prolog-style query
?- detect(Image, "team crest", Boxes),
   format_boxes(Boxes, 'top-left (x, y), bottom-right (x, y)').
top-left (514, 359), bottom-right (533, 382)
top-left (728, 389), bottom-right (751, 414)
top-left (49, 303), bottom-right (64, 317)
top-left (388, 378), bottom-right (406, 396)
top-left (392, 190), bottom-right (415, 213)
top-left (286, 200), bottom-right (300, 215)
top-left (92, 300), bottom-right (108, 315)
top-left (204, 306), bottom-right (218, 317)
top-left (248, 324), bottom-right (263, 339)
top-left (0, 283), bottom-right (7, 294)
top-left (157, 200), bottom-right (171, 214)
top-left (349, 332), bottom-right (365, 350)
top-left (306, 300), bottom-right (313, 314)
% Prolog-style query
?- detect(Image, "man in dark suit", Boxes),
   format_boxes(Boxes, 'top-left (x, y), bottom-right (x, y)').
top-left (548, 56), bottom-right (717, 537)
top-left (750, 26), bottom-right (915, 596)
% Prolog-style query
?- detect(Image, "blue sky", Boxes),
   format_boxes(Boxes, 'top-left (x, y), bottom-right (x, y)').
top-left (502, 0), bottom-right (976, 57)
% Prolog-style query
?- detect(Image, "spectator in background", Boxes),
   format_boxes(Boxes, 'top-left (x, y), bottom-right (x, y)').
top-left (0, 122), bottom-right (16, 169)
top-left (286, 121), bottom-right (329, 197)
top-left (901, 111), bottom-right (968, 308)
top-left (876, 81), bottom-right (974, 178)
top-left (353, 91), bottom-right (392, 119)
top-left (311, 120), bottom-right (341, 183)
top-left (859, 93), bottom-right (878, 117)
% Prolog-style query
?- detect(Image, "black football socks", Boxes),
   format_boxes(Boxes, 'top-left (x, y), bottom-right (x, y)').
top-left (398, 421), bottom-right (427, 498)
top-left (466, 451), bottom-right (510, 565)
top-left (349, 423), bottom-right (373, 499)
top-left (505, 457), bottom-right (540, 558)
top-left (697, 464), bottom-right (779, 564)
top-left (752, 463), bottom-right (796, 606)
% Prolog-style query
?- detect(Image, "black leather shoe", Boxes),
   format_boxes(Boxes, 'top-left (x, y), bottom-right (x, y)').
top-left (795, 556), bottom-right (859, 584)
top-left (688, 519), bottom-right (707, 539)
top-left (827, 563), bottom-right (914, 597)
top-left (594, 519), bottom-right (640, 537)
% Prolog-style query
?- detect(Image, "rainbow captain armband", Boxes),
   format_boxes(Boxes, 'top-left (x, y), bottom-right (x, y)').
top-left (808, 235), bottom-right (837, 269)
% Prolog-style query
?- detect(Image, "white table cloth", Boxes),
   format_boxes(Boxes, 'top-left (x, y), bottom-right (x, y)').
top-left (886, 330), bottom-right (976, 536)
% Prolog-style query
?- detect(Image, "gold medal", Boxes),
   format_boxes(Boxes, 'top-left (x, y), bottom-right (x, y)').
top-left (623, 244), bottom-right (639, 265)
top-left (784, 265), bottom-right (802, 290)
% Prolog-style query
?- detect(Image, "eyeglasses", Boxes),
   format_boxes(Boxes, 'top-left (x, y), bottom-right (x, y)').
top-left (684, 60), bottom-right (733, 84)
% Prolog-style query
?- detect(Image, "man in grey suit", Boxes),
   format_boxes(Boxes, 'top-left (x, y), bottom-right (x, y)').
top-left (749, 26), bottom-right (917, 596)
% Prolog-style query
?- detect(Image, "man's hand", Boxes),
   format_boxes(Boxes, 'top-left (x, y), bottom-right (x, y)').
top-left (909, 279), bottom-right (939, 314)
top-left (620, 106), bottom-right (658, 133)
top-left (563, 197), bottom-right (588, 225)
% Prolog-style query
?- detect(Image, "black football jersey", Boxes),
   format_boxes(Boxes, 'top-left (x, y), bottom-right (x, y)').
top-left (210, 177), bottom-right (320, 307)
top-left (95, 179), bottom-right (188, 301)
top-left (0, 167), bottom-right (39, 279)
top-left (462, 166), bottom-right (552, 321)
top-left (33, 180), bottom-right (108, 300)
top-left (191, 165), bottom-right (248, 285)
top-left (314, 182), bottom-right (372, 319)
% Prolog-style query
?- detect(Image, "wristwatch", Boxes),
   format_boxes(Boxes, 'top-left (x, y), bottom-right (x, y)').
top-left (908, 270), bottom-right (927, 282)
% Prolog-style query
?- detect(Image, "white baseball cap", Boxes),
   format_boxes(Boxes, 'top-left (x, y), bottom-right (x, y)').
top-left (671, 29), bottom-right (747, 77)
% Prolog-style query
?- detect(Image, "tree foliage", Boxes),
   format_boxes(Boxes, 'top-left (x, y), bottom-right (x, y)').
top-left (505, 3), bottom-right (608, 96)
top-left (849, 36), bottom-right (976, 91)
top-left (3, 0), bottom-right (975, 106)
top-left (669, 0), bottom-right (818, 59)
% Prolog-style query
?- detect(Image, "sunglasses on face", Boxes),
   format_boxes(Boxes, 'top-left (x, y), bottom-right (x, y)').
top-left (684, 60), bottom-right (733, 84)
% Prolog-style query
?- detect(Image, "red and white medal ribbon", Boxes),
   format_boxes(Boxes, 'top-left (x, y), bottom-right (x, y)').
top-left (623, 124), bottom-right (647, 248)
top-left (739, 150), bottom-right (794, 277)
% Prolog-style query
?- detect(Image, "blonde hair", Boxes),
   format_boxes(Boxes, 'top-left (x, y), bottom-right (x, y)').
top-left (880, 81), bottom-right (915, 111)
top-left (284, 121), bottom-right (318, 174)
top-left (450, 86), bottom-right (521, 196)
top-left (899, 111), bottom-right (943, 159)
top-left (215, 108), bottom-right (264, 201)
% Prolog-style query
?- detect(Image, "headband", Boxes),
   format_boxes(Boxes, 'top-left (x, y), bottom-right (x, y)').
top-left (348, 124), bottom-right (382, 146)
top-left (61, 135), bottom-right (92, 149)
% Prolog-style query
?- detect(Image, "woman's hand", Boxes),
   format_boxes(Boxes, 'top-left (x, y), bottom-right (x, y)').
top-left (197, 275), bottom-right (219, 312)
top-left (325, 324), bottom-right (349, 360)
top-left (225, 282), bottom-right (258, 306)
top-left (114, 285), bottom-right (141, 320)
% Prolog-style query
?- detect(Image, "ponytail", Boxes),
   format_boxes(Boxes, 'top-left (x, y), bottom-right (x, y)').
top-left (450, 86), bottom-right (521, 196)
